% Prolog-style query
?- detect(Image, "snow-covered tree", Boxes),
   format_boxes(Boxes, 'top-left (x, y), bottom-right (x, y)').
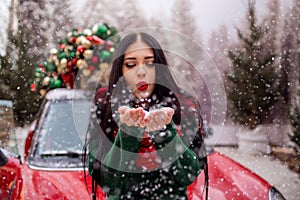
top-left (80, 0), bottom-right (146, 33)
top-left (0, 0), bottom-right (17, 100)
top-left (285, 0), bottom-right (300, 150)
top-left (279, 9), bottom-right (298, 112)
top-left (10, 0), bottom-right (50, 125)
top-left (169, 0), bottom-right (204, 82)
top-left (262, 0), bottom-right (281, 51)
top-left (207, 24), bottom-right (234, 120)
top-left (170, 0), bottom-right (201, 44)
top-left (208, 24), bottom-right (232, 83)
top-left (169, 0), bottom-right (209, 119)
top-left (261, 0), bottom-right (289, 123)
top-left (169, 0), bottom-right (202, 59)
top-left (289, 91), bottom-right (300, 152)
top-left (291, 0), bottom-right (300, 87)
top-left (0, 0), bottom-right (75, 126)
top-left (46, 0), bottom-right (74, 48)
top-left (226, 0), bottom-right (280, 129)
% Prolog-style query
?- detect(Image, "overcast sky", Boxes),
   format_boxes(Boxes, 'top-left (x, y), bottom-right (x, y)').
top-left (137, 0), bottom-right (293, 42)
top-left (0, 0), bottom-right (294, 55)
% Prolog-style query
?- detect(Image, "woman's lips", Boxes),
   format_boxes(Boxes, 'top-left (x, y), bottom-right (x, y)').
top-left (136, 81), bottom-right (148, 91)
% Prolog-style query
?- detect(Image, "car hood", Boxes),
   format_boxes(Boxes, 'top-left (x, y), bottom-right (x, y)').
top-left (21, 164), bottom-right (105, 200)
top-left (188, 151), bottom-right (271, 199)
top-left (18, 151), bottom-right (271, 199)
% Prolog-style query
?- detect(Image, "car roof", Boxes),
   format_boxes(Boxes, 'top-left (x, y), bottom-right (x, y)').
top-left (0, 100), bottom-right (13, 107)
top-left (45, 88), bottom-right (93, 101)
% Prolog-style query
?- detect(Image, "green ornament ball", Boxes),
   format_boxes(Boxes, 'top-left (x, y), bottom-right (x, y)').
top-left (46, 62), bottom-right (56, 72)
top-left (36, 67), bottom-right (42, 73)
top-left (94, 24), bottom-right (108, 36)
top-left (59, 52), bottom-right (67, 60)
top-left (50, 78), bottom-right (62, 88)
top-left (100, 50), bottom-right (111, 62)
top-left (69, 51), bottom-right (76, 59)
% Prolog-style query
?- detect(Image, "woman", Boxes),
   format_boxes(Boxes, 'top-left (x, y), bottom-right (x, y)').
top-left (86, 32), bottom-right (208, 200)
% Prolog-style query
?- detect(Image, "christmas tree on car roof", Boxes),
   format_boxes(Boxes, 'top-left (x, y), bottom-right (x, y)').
top-left (30, 23), bottom-right (119, 96)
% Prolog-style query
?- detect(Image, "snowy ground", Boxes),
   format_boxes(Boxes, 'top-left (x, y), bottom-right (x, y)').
top-left (10, 125), bottom-right (300, 200)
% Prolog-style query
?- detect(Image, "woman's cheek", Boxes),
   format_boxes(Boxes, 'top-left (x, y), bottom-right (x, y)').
top-left (123, 75), bottom-right (134, 90)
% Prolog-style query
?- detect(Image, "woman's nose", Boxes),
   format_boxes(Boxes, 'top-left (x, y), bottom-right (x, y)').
top-left (136, 65), bottom-right (146, 77)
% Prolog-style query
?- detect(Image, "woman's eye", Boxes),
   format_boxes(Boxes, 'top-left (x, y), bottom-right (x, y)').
top-left (146, 63), bottom-right (155, 67)
top-left (125, 63), bottom-right (135, 68)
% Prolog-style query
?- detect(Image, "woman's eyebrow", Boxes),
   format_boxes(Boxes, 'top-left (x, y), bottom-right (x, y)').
top-left (144, 56), bottom-right (154, 59)
top-left (124, 56), bottom-right (154, 61)
top-left (124, 57), bottom-right (136, 61)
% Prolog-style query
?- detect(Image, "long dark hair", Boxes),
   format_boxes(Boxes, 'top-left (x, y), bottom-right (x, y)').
top-left (85, 32), bottom-right (209, 200)
top-left (100, 32), bottom-right (182, 137)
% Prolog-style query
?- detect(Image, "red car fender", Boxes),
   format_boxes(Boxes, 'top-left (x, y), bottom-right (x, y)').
top-left (188, 151), bottom-right (271, 200)
top-left (0, 151), bottom-right (23, 200)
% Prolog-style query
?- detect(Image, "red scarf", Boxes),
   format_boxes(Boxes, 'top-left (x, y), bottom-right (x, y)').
top-left (135, 131), bottom-right (161, 170)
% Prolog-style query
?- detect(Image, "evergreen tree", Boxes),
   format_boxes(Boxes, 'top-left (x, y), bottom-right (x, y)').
top-left (0, 55), bottom-right (14, 99)
top-left (47, 0), bottom-right (74, 49)
top-left (169, 0), bottom-right (204, 85)
top-left (285, 0), bottom-right (300, 151)
top-left (262, 0), bottom-right (280, 51)
top-left (289, 91), bottom-right (300, 152)
top-left (208, 24), bottom-right (232, 86)
top-left (279, 9), bottom-right (298, 112)
top-left (171, 0), bottom-right (200, 42)
top-left (11, 0), bottom-right (50, 126)
top-left (170, 0), bottom-right (202, 58)
top-left (292, 0), bottom-right (300, 86)
top-left (81, 0), bottom-right (146, 33)
top-left (169, 0), bottom-right (210, 118)
top-left (0, 0), bottom-right (16, 100)
top-left (208, 24), bottom-right (234, 120)
top-left (0, 0), bottom-right (75, 126)
top-left (226, 0), bottom-right (280, 129)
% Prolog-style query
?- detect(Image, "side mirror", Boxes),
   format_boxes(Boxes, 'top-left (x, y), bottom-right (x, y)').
top-left (24, 120), bottom-right (36, 160)
top-left (0, 149), bottom-right (8, 167)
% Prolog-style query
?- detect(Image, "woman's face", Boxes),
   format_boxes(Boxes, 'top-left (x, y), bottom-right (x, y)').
top-left (122, 41), bottom-right (156, 99)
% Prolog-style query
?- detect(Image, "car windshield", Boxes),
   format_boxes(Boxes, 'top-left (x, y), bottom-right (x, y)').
top-left (30, 100), bottom-right (91, 168)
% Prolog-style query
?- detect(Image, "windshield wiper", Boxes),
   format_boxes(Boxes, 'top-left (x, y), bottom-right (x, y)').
top-left (40, 150), bottom-right (83, 158)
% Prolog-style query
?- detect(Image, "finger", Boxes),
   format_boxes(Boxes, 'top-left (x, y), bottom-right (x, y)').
top-left (120, 113), bottom-right (131, 124)
top-left (154, 112), bottom-right (164, 125)
top-left (118, 106), bottom-right (128, 114)
top-left (144, 111), bottom-right (151, 124)
top-left (127, 119), bottom-right (135, 127)
top-left (145, 111), bottom-right (160, 130)
top-left (140, 119), bottom-right (147, 128)
top-left (147, 114), bottom-right (160, 131)
top-left (165, 111), bottom-right (173, 125)
top-left (146, 123), bottom-right (154, 132)
top-left (120, 109), bottom-right (131, 124)
top-left (161, 108), bottom-right (174, 125)
top-left (129, 109), bottom-right (140, 121)
top-left (165, 108), bottom-right (174, 117)
top-left (137, 110), bottom-right (146, 124)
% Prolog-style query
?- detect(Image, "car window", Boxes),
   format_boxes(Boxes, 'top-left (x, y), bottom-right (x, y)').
top-left (37, 100), bottom-right (90, 156)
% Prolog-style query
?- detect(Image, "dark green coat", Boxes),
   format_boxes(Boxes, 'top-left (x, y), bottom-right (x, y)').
top-left (89, 121), bottom-right (205, 200)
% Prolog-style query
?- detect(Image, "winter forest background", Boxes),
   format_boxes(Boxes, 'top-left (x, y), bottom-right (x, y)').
top-left (0, 0), bottom-right (299, 148)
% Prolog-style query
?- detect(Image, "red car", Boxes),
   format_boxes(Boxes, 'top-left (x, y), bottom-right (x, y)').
top-left (0, 89), bottom-right (286, 200)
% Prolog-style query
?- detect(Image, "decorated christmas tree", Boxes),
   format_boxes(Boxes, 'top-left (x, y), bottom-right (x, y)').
top-left (30, 23), bottom-right (119, 96)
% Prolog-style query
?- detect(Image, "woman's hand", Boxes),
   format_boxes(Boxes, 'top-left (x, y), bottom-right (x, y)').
top-left (118, 106), bottom-right (174, 131)
top-left (144, 107), bottom-right (174, 132)
top-left (118, 106), bottom-right (146, 127)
